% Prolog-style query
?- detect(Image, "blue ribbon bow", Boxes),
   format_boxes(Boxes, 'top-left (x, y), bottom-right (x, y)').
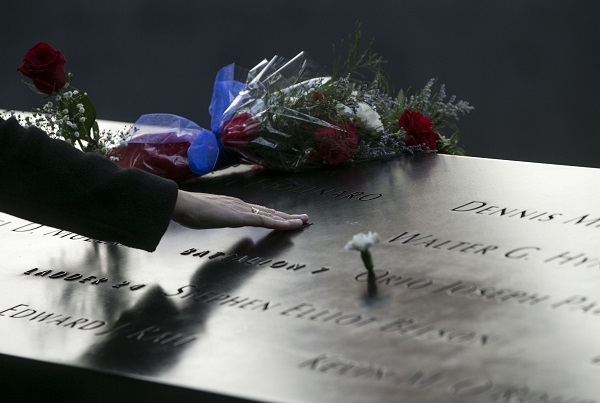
top-left (129, 64), bottom-right (246, 176)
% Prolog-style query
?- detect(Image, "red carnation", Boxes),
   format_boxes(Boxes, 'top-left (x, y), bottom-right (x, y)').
top-left (398, 109), bottom-right (439, 150)
top-left (311, 121), bottom-right (358, 165)
top-left (17, 42), bottom-right (67, 95)
top-left (220, 112), bottom-right (261, 147)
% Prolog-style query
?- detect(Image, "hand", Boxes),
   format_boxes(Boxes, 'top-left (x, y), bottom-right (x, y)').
top-left (171, 190), bottom-right (309, 231)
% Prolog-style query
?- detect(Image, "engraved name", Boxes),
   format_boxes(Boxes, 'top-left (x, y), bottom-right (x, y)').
top-left (0, 218), bottom-right (123, 246)
top-left (299, 354), bottom-right (596, 403)
top-left (95, 322), bottom-right (196, 347)
top-left (387, 230), bottom-right (600, 271)
top-left (200, 177), bottom-right (383, 202)
top-left (0, 303), bottom-right (106, 331)
top-left (0, 303), bottom-right (196, 348)
top-left (357, 269), bottom-right (600, 318)
top-left (163, 286), bottom-right (488, 346)
top-left (452, 200), bottom-right (600, 230)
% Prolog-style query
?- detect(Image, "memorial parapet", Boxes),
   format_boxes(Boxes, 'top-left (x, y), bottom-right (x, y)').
top-left (0, 149), bottom-right (599, 402)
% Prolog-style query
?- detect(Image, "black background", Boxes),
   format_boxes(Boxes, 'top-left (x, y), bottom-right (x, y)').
top-left (2, 1), bottom-right (599, 168)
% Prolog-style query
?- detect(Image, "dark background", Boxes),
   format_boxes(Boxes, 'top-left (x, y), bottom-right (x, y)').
top-left (2, 1), bottom-right (599, 168)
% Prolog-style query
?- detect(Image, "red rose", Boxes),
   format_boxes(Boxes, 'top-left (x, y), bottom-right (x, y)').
top-left (311, 121), bottom-right (358, 165)
top-left (17, 42), bottom-right (67, 95)
top-left (220, 112), bottom-right (261, 147)
top-left (398, 109), bottom-right (439, 150)
top-left (110, 141), bottom-right (195, 182)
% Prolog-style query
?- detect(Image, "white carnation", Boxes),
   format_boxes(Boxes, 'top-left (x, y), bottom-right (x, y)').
top-left (336, 102), bottom-right (383, 132)
top-left (355, 102), bottom-right (383, 131)
top-left (344, 231), bottom-right (380, 252)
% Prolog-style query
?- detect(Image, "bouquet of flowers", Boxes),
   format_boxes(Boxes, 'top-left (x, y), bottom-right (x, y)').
top-left (113, 35), bottom-right (472, 180)
top-left (9, 32), bottom-right (473, 182)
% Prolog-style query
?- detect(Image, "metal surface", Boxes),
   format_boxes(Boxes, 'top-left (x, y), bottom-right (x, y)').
top-left (1, 153), bottom-right (600, 402)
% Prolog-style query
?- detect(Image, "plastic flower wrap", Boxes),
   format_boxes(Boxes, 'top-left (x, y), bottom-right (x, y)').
top-left (112, 34), bottom-right (473, 180)
top-left (218, 51), bottom-right (474, 172)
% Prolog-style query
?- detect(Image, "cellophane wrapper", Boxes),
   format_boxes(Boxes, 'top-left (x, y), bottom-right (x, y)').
top-left (109, 114), bottom-right (203, 181)
top-left (218, 52), bottom-right (388, 172)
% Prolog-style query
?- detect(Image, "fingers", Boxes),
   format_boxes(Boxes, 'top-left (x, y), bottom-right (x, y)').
top-left (247, 203), bottom-right (309, 224)
top-left (250, 213), bottom-right (306, 231)
top-left (172, 190), bottom-right (308, 231)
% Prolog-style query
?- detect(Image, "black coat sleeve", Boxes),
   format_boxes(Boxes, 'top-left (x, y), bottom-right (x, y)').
top-left (0, 117), bottom-right (179, 252)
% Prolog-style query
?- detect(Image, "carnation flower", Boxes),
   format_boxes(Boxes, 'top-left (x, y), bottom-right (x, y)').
top-left (310, 121), bottom-right (358, 165)
top-left (336, 101), bottom-right (383, 132)
top-left (355, 102), bottom-right (383, 131)
top-left (345, 231), bottom-right (380, 274)
top-left (344, 231), bottom-right (380, 252)
top-left (398, 109), bottom-right (439, 150)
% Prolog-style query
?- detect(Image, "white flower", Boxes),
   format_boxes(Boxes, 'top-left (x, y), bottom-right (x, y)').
top-left (344, 231), bottom-right (380, 252)
top-left (336, 102), bottom-right (383, 132)
top-left (355, 102), bottom-right (383, 131)
top-left (336, 102), bottom-right (353, 116)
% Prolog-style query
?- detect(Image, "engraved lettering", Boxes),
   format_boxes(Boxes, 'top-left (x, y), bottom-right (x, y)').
top-left (30, 312), bottom-right (62, 322)
top-left (164, 285), bottom-right (197, 298)
top-left (0, 304), bottom-right (29, 316)
top-left (12, 222), bottom-right (44, 233)
top-left (208, 252), bottom-right (225, 259)
top-left (545, 251), bottom-right (587, 265)
top-left (564, 214), bottom-right (600, 227)
top-left (451, 201), bottom-right (487, 212)
top-left (518, 294), bottom-right (550, 305)
top-left (281, 303), bottom-right (313, 316)
top-left (180, 248), bottom-right (197, 255)
top-left (358, 194), bottom-right (382, 201)
top-left (10, 309), bottom-right (37, 319)
top-left (79, 276), bottom-right (96, 284)
top-left (62, 318), bottom-right (88, 328)
top-left (505, 247), bottom-right (540, 259)
top-left (450, 378), bottom-right (494, 396)
top-left (127, 326), bottom-right (161, 340)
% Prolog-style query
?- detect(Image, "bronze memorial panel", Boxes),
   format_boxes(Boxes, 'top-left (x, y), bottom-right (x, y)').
top-left (0, 153), bottom-right (599, 402)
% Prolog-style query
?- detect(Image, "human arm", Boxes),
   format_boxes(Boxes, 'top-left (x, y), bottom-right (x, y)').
top-left (0, 117), bottom-right (178, 251)
top-left (0, 117), bottom-right (308, 251)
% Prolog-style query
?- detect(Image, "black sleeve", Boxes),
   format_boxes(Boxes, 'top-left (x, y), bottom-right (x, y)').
top-left (0, 117), bottom-right (179, 252)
